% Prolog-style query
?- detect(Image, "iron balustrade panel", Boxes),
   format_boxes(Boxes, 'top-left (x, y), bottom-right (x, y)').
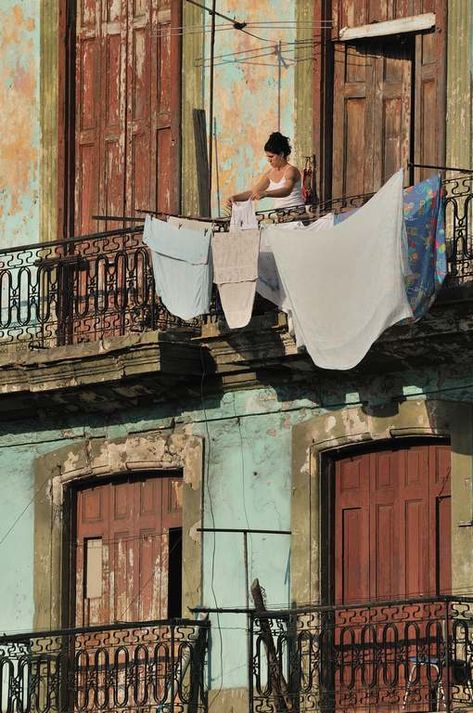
top-left (0, 619), bottom-right (209, 713)
top-left (0, 229), bottom-right (190, 349)
top-left (250, 597), bottom-right (473, 713)
top-left (444, 174), bottom-right (473, 283)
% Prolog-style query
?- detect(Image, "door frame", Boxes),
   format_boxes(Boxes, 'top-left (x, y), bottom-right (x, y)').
top-left (290, 399), bottom-right (473, 609)
top-left (319, 437), bottom-right (450, 607)
top-left (33, 431), bottom-right (204, 631)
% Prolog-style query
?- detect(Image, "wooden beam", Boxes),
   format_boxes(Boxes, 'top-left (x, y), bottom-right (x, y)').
top-left (193, 108), bottom-right (211, 217)
top-left (339, 13), bottom-right (435, 41)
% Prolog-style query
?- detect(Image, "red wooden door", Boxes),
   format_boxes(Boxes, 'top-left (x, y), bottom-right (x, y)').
top-left (333, 443), bottom-right (451, 711)
top-left (74, 474), bottom-right (182, 626)
top-left (335, 443), bottom-right (451, 604)
top-left (74, 0), bottom-right (180, 235)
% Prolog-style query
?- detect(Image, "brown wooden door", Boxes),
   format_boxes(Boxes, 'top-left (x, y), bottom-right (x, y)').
top-left (74, 474), bottom-right (182, 626)
top-left (335, 442), bottom-right (451, 604)
top-left (74, 0), bottom-right (180, 235)
top-left (333, 443), bottom-right (451, 711)
top-left (328, 0), bottom-right (446, 198)
top-left (332, 38), bottom-right (414, 198)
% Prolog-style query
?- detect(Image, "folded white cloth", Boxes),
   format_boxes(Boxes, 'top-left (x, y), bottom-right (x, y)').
top-left (143, 215), bottom-right (212, 320)
top-left (267, 170), bottom-right (412, 369)
top-left (212, 228), bottom-right (261, 329)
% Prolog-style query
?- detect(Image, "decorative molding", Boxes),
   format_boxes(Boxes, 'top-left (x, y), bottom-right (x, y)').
top-left (33, 430), bottom-right (204, 630)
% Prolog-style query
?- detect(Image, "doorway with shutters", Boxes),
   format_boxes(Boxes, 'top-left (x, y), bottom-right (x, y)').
top-left (67, 0), bottom-right (181, 237)
top-left (331, 440), bottom-right (452, 605)
top-left (322, 440), bottom-right (452, 711)
top-left (323, 0), bottom-right (447, 200)
top-left (73, 472), bottom-right (183, 627)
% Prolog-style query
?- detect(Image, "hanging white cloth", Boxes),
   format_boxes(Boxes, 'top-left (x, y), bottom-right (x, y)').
top-left (266, 170), bottom-right (412, 369)
top-left (230, 199), bottom-right (259, 230)
top-left (257, 213), bottom-right (335, 315)
top-left (143, 215), bottom-right (213, 320)
top-left (212, 228), bottom-right (261, 329)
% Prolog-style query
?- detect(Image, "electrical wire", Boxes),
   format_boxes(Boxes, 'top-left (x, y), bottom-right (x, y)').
top-left (0, 478), bottom-right (48, 550)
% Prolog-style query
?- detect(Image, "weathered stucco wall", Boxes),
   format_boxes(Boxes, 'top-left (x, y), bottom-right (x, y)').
top-left (181, 0), bottom-right (315, 216)
top-left (0, 0), bottom-right (40, 246)
top-left (205, 0), bottom-right (296, 214)
top-left (0, 367), bottom-right (472, 691)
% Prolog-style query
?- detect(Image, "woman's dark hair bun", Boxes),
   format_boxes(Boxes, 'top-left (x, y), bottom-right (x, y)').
top-left (264, 131), bottom-right (292, 157)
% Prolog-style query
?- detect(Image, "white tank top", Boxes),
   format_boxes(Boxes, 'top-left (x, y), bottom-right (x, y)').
top-left (268, 168), bottom-right (304, 209)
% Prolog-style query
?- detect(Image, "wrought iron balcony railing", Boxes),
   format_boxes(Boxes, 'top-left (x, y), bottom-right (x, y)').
top-left (0, 176), bottom-right (471, 349)
top-left (250, 596), bottom-right (473, 713)
top-left (0, 618), bottom-right (209, 713)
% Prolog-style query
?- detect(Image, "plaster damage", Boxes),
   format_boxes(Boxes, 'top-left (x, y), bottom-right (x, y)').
top-left (0, 1), bottom-right (40, 245)
top-left (205, 0), bottom-right (296, 213)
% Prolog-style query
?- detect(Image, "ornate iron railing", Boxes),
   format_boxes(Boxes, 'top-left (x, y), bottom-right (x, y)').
top-left (0, 228), bottom-right (192, 350)
top-left (250, 596), bottom-right (473, 713)
top-left (0, 618), bottom-right (209, 713)
top-left (0, 178), bottom-right (471, 349)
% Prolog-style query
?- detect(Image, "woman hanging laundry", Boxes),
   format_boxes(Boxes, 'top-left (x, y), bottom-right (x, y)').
top-left (226, 132), bottom-right (304, 210)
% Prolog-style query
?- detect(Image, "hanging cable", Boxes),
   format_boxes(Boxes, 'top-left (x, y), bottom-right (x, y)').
top-left (184, 0), bottom-right (274, 42)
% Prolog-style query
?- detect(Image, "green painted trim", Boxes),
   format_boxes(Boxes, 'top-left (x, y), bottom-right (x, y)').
top-left (181, 1), bottom-right (205, 215)
top-left (293, 0), bottom-right (314, 169)
top-left (39, 0), bottom-right (59, 243)
top-left (446, 0), bottom-right (473, 170)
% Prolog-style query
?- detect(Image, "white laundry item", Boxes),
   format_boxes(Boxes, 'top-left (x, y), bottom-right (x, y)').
top-left (257, 214), bottom-right (335, 344)
top-left (267, 170), bottom-right (412, 370)
top-left (230, 199), bottom-right (259, 230)
top-left (143, 215), bottom-right (212, 320)
top-left (257, 213), bottom-right (334, 310)
top-left (268, 167), bottom-right (304, 209)
top-left (212, 228), bottom-right (261, 329)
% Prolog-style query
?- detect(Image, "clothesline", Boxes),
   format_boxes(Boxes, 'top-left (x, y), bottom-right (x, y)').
top-left (142, 172), bottom-right (446, 371)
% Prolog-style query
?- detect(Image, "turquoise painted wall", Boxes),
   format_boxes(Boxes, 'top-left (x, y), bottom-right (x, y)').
top-left (202, 0), bottom-right (297, 214)
top-left (1, 366), bottom-right (473, 680)
top-left (0, 0), bottom-right (40, 247)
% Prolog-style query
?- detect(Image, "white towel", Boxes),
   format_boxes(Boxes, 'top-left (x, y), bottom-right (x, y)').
top-left (143, 215), bottom-right (212, 320)
top-left (212, 229), bottom-right (261, 329)
top-left (267, 170), bottom-right (412, 369)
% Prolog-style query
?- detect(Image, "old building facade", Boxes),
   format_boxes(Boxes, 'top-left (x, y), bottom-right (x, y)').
top-left (0, 1), bottom-right (473, 712)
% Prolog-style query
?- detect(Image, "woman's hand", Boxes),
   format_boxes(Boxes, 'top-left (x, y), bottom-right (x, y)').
top-left (250, 189), bottom-right (266, 201)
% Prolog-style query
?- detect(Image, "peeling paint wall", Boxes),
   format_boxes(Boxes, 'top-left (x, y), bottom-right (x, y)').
top-left (0, 0), bottom-right (40, 246)
top-left (203, 0), bottom-right (297, 214)
top-left (1, 364), bottom-right (473, 687)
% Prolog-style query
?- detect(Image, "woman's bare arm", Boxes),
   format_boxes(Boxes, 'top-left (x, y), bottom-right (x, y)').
top-left (227, 173), bottom-right (270, 203)
top-left (252, 166), bottom-right (300, 199)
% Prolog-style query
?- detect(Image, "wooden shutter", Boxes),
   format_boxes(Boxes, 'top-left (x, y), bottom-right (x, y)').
top-left (74, 0), bottom-right (181, 235)
top-left (335, 443), bottom-right (451, 605)
top-left (75, 474), bottom-right (183, 626)
top-left (332, 38), bottom-right (413, 198)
